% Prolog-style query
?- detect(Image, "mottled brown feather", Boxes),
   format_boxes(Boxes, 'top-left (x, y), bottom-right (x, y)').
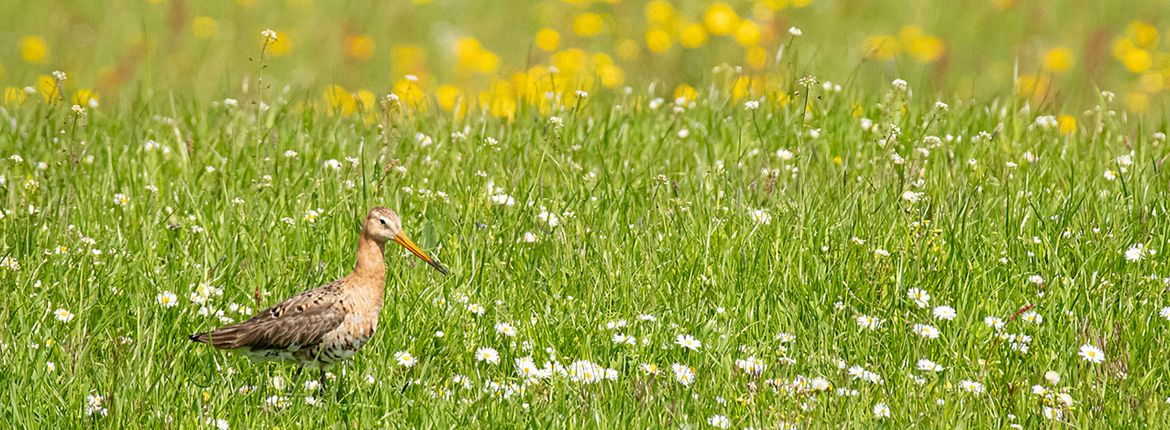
top-left (200, 282), bottom-right (347, 351)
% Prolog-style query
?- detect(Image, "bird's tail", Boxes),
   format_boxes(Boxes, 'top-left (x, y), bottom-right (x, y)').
top-left (189, 332), bottom-right (210, 343)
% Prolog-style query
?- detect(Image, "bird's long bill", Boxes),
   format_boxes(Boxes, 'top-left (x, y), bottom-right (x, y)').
top-left (393, 232), bottom-right (449, 275)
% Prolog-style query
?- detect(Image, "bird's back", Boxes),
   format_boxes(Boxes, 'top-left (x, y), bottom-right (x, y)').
top-left (190, 279), bottom-right (368, 365)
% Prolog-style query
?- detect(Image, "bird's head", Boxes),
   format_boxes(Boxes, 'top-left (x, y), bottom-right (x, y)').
top-left (364, 207), bottom-right (448, 275)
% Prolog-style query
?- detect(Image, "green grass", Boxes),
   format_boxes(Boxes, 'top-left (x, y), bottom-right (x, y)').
top-left (2, 85), bottom-right (1169, 428)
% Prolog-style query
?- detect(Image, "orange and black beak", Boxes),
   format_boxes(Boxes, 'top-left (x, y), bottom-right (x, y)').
top-left (393, 232), bottom-right (449, 275)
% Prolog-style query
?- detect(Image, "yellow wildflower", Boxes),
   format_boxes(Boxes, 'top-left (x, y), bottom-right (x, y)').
top-left (21, 36), bottom-right (49, 64)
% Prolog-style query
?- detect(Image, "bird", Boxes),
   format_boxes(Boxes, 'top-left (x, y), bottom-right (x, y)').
top-left (189, 207), bottom-right (447, 387)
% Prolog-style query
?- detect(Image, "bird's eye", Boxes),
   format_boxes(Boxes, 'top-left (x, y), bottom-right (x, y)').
top-left (379, 219), bottom-right (387, 225)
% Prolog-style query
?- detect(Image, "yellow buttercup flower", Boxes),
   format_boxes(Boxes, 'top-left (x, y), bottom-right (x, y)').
top-left (393, 79), bottom-right (425, 106)
top-left (759, 0), bottom-right (789, 11)
top-left (704, 3), bottom-right (740, 36)
top-left (4, 87), bottom-right (27, 105)
top-left (863, 35), bottom-right (900, 61)
top-left (898, 26), bottom-right (944, 63)
top-left (392, 44), bottom-right (425, 76)
top-left (1043, 47), bottom-right (1074, 73)
top-left (535, 28), bottom-right (560, 52)
top-left (674, 84), bottom-right (697, 102)
top-left (36, 75), bottom-right (59, 101)
top-left (1111, 37), bottom-right (1136, 61)
top-left (645, 28), bottom-right (673, 54)
top-left (354, 90), bottom-right (376, 112)
top-left (734, 20), bottom-right (762, 47)
top-left (435, 84), bottom-right (463, 113)
top-left (1057, 114), bottom-right (1076, 135)
top-left (21, 36), bottom-right (49, 64)
top-left (644, 0), bottom-right (675, 25)
top-left (573, 12), bottom-right (605, 37)
top-left (1127, 21), bottom-right (1158, 49)
top-left (552, 49), bottom-right (589, 76)
top-left (1122, 49), bottom-right (1152, 73)
top-left (745, 46), bottom-right (767, 70)
top-left (597, 63), bottom-right (625, 88)
top-left (455, 38), bottom-right (500, 76)
top-left (345, 34), bottom-right (376, 61)
top-left (679, 23), bottom-right (708, 49)
top-left (481, 80), bottom-right (517, 120)
top-left (323, 85), bottom-right (356, 116)
top-left (1015, 73), bottom-right (1050, 100)
top-left (266, 31), bottom-right (291, 56)
top-left (730, 76), bottom-right (764, 100)
top-left (73, 89), bottom-right (99, 108)
top-left (192, 17), bottom-right (218, 39)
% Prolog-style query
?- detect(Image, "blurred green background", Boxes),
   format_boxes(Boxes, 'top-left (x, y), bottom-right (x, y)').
top-left (1, 0), bottom-right (1168, 115)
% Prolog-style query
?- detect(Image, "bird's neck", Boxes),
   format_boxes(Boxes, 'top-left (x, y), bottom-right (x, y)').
top-left (353, 233), bottom-right (386, 281)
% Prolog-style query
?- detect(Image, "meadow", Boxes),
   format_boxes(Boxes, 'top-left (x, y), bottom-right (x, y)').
top-left (3, 0), bottom-right (1170, 428)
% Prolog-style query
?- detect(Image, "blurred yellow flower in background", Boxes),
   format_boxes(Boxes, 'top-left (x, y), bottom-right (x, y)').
top-left (21, 36), bottom-right (49, 64)
top-left (481, 79), bottom-right (516, 119)
top-left (455, 38), bottom-right (500, 76)
top-left (267, 31), bottom-right (292, 56)
top-left (734, 20), bottom-right (762, 47)
top-left (899, 26), bottom-right (944, 63)
top-left (674, 83), bottom-right (697, 101)
top-left (354, 90), bottom-right (376, 112)
top-left (745, 46), bottom-right (767, 70)
top-left (345, 34), bottom-right (376, 61)
top-left (323, 85), bottom-right (356, 115)
top-left (552, 49), bottom-right (588, 76)
top-left (863, 35), bottom-right (900, 61)
top-left (1043, 47), bottom-right (1074, 73)
top-left (36, 75), bottom-right (58, 101)
top-left (1127, 21), bottom-right (1159, 49)
top-left (645, 1), bottom-right (675, 25)
top-left (192, 16), bottom-right (218, 39)
top-left (597, 63), bottom-right (625, 88)
top-left (704, 3), bottom-right (740, 36)
top-left (392, 44), bottom-right (426, 76)
top-left (759, 0), bottom-right (790, 12)
top-left (4, 87), bottom-right (27, 105)
top-left (1015, 73), bottom-right (1050, 100)
top-left (645, 28), bottom-right (672, 54)
top-left (1122, 49), bottom-right (1152, 73)
top-left (536, 28), bottom-right (560, 52)
top-left (73, 89), bottom-right (98, 107)
top-left (435, 84), bottom-right (464, 113)
top-left (393, 78), bottom-right (426, 106)
top-left (1112, 37), bottom-right (1136, 60)
top-left (573, 12), bottom-right (605, 37)
top-left (1057, 114), bottom-right (1076, 134)
top-left (679, 23), bottom-right (708, 49)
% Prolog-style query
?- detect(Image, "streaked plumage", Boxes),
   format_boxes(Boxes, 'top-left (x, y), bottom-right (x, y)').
top-left (189, 207), bottom-right (447, 378)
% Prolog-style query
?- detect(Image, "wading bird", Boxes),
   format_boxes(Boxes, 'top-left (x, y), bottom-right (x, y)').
top-left (189, 207), bottom-right (447, 387)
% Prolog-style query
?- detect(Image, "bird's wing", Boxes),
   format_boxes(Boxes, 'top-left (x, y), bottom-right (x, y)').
top-left (198, 283), bottom-right (347, 351)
